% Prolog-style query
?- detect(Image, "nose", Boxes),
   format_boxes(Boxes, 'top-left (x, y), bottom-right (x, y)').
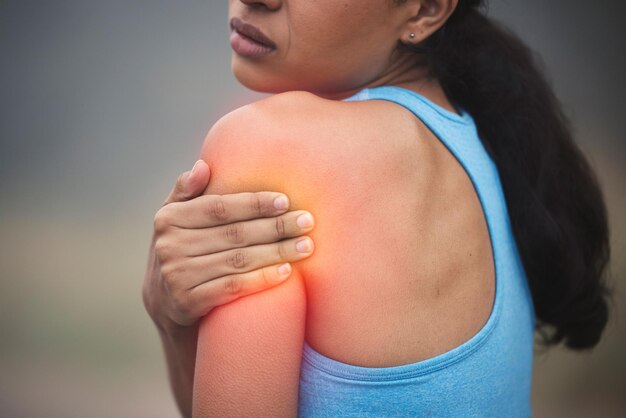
top-left (239, 0), bottom-right (281, 11)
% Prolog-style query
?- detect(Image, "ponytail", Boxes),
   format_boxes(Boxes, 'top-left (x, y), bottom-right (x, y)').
top-left (406, 1), bottom-right (612, 349)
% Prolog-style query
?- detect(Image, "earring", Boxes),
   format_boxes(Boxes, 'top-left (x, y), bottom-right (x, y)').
top-left (409, 33), bottom-right (416, 39)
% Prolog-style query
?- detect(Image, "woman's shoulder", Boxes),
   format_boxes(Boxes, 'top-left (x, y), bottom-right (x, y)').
top-left (202, 89), bottom-right (438, 230)
top-left (207, 90), bottom-right (432, 177)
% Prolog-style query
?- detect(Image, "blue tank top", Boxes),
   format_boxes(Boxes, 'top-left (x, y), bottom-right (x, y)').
top-left (297, 85), bottom-right (536, 417)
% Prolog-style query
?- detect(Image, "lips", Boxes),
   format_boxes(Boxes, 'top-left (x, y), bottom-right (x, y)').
top-left (230, 17), bottom-right (276, 49)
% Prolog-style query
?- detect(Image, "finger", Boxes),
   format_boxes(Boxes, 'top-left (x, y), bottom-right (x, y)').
top-left (165, 191), bottom-right (291, 229)
top-left (163, 160), bottom-right (210, 206)
top-left (179, 210), bottom-right (315, 257)
top-left (184, 235), bottom-right (314, 290)
top-left (189, 263), bottom-right (294, 313)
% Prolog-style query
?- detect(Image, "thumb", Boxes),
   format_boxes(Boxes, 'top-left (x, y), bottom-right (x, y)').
top-left (163, 159), bottom-right (210, 206)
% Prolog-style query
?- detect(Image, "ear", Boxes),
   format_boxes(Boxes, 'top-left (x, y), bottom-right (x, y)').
top-left (399, 0), bottom-right (458, 45)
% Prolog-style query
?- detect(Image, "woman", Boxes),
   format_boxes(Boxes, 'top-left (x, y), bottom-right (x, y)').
top-left (143, 0), bottom-right (611, 416)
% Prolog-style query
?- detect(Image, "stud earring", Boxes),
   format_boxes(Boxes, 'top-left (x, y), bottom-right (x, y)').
top-left (409, 33), bottom-right (416, 39)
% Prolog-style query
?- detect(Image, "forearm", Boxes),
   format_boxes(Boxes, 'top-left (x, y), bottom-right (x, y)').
top-left (145, 231), bottom-right (199, 418)
top-left (158, 324), bottom-right (199, 418)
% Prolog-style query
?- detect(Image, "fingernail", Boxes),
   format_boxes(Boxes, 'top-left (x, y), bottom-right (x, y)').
top-left (296, 212), bottom-right (314, 229)
top-left (191, 160), bottom-right (202, 176)
top-left (296, 237), bottom-right (313, 253)
top-left (274, 194), bottom-right (289, 210)
top-left (277, 263), bottom-right (291, 278)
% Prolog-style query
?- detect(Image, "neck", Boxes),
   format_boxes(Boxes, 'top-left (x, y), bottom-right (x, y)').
top-left (313, 51), bottom-right (435, 101)
top-left (312, 51), bottom-right (458, 115)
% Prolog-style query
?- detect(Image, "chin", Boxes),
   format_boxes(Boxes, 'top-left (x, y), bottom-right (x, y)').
top-left (233, 72), bottom-right (295, 94)
top-left (230, 58), bottom-right (360, 97)
top-left (231, 59), bottom-right (320, 94)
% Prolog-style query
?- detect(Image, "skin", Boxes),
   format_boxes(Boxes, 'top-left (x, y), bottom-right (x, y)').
top-left (146, 0), bottom-right (495, 416)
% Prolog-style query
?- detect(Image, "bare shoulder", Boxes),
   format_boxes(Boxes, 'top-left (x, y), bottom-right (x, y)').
top-left (203, 90), bottom-right (429, 183)
top-left (198, 89), bottom-right (432, 274)
top-left (207, 90), bottom-right (330, 142)
top-left (199, 91), bottom-right (352, 200)
top-left (201, 91), bottom-right (329, 175)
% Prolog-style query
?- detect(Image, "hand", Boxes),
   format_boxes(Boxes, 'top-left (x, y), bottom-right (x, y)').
top-left (142, 160), bottom-right (315, 334)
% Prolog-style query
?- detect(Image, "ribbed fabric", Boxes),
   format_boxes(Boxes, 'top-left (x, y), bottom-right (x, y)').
top-left (297, 86), bottom-right (535, 417)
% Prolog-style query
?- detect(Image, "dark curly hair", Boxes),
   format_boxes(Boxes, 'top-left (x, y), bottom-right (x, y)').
top-left (394, 0), bottom-right (612, 349)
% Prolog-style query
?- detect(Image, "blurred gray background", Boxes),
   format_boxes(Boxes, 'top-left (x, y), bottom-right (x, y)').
top-left (1, 1), bottom-right (624, 417)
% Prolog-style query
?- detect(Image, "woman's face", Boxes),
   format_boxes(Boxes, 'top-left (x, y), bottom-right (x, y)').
top-left (228, 0), bottom-right (418, 99)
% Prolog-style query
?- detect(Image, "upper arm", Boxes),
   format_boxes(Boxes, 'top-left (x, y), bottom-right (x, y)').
top-left (191, 92), bottom-right (318, 417)
top-left (192, 270), bottom-right (306, 417)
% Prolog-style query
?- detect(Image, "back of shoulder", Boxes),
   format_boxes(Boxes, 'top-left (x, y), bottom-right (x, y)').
top-left (203, 90), bottom-right (433, 194)
top-left (203, 91), bottom-right (327, 164)
top-left (222, 91), bottom-right (424, 158)
top-left (211, 90), bottom-right (327, 139)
